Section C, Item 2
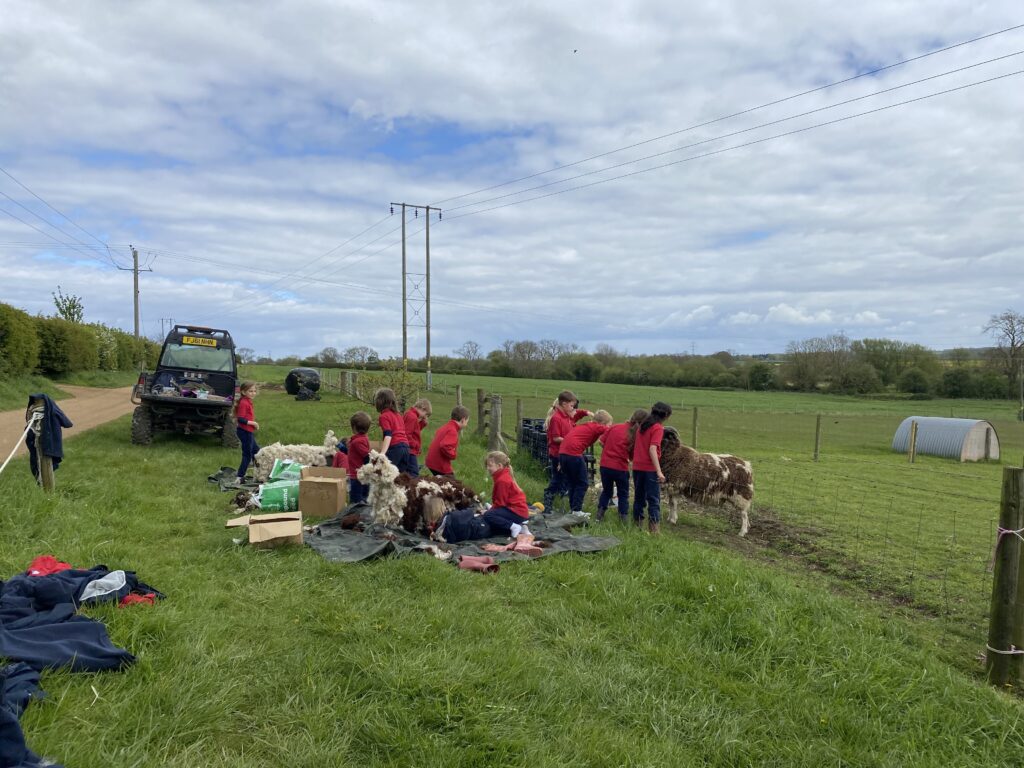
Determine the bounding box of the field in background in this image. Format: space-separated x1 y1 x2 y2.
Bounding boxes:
3 375 1024 764
243 364 1024 665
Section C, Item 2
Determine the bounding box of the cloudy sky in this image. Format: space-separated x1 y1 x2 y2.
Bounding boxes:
1 1 1022 358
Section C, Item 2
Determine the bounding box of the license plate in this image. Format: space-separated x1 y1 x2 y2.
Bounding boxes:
182 335 217 347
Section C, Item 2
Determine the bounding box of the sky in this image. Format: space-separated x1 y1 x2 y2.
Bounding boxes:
1 1 1022 359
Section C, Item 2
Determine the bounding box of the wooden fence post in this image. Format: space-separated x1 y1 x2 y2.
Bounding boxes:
352 372 360 401
987 467 1024 687
986 427 993 461
908 420 918 463
516 398 524 445
489 395 507 452
691 407 699 448
813 414 822 462
476 389 486 435
456 385 463 407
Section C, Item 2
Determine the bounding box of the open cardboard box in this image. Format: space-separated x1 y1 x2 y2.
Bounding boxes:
226 511 303 549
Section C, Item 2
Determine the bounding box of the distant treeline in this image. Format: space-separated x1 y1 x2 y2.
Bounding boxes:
255 334 1018 401
0 301 160 378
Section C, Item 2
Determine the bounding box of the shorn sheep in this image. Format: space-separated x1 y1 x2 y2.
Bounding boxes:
252 430 338 481
660 427 754 536
356 451 480 533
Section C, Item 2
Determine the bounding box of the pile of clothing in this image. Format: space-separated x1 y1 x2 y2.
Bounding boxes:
1 557 162 767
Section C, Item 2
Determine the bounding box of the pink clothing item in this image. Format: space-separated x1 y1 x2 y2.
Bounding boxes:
481 535 544 558
457 555 499 574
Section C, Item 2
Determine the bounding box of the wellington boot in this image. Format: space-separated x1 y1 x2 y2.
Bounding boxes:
648 521 661 535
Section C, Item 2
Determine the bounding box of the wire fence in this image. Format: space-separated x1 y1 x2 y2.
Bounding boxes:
317 370 1023 656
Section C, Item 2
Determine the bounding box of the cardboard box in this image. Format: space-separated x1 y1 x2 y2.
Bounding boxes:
299 475 346 519
226 511 303 549
301 466 348 481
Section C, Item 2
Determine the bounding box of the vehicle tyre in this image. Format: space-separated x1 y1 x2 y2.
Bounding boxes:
131 405 153 445
221 414 240 448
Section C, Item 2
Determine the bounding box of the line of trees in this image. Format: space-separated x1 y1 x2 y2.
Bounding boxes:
275 309 1024 401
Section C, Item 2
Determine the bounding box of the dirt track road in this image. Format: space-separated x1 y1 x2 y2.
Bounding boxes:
0 386 134 460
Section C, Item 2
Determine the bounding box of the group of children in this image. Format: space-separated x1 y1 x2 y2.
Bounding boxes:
231 382 673 538
543 389 673 534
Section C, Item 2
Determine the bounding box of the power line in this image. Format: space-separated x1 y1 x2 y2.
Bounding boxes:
444 68 1024 222
0 189 111 258
0 165 124 267
442 50 1024 215
430 22 1024 207
0 203 113 264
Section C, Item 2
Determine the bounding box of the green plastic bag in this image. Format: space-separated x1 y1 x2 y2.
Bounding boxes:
268 459 305 481
256 480 300 511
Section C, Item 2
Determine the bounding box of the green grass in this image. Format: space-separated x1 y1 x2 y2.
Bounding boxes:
54 369 140 388
0 374 67 410
3 379 1024 765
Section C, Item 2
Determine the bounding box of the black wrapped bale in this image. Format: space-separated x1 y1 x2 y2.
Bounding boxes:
285 367 321 396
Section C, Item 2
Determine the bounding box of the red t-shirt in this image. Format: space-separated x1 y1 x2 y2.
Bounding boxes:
599 422 631 471
235 396 256 433
332 451 347 469
490 466 529 519
345 433 371 480
546 408 590 457
632 423 664 472
425 419 461 475
403 408 426 455
378 409 408 446
559 421 609 456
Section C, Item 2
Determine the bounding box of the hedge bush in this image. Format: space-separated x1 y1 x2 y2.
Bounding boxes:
36 316 99 375
0 303 40 377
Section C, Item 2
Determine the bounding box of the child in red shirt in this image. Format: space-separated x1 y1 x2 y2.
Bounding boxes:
233 382 260 484
632 402 672 534
337 411 372 504
374 388 414 475
542 390 590 511
597 409 647 522
483 451 531 538
425 405 470 477
559 410 612 516
403 398 432 477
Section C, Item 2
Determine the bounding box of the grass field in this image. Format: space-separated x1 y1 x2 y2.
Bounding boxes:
3 368 1024 765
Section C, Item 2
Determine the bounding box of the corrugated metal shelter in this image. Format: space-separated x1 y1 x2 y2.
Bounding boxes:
891 417 999 462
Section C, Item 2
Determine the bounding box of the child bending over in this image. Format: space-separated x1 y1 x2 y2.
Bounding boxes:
559 409 613 516
425 405 469 477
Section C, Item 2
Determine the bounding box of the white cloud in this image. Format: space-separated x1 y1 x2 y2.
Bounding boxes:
726 311 761 325
765 303 834 326
0 1 1021 356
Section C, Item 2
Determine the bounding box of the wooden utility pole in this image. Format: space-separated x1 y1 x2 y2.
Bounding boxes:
425 208 431 390
390 203 441 383
132 245 140 340
400 205 407 369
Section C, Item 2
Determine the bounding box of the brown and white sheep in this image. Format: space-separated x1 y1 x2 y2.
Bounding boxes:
660 427 754 536
356 451 481 533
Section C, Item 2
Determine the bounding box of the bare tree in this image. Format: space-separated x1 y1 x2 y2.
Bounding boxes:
236 347 256 364
984 310 1024 396
455 340 482 362
342 346 379 368
318 346 340 364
